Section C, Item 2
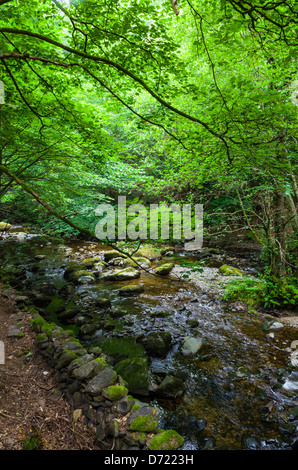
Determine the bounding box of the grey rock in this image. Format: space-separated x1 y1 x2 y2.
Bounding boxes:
72 358 106 381
85 368 117 396
137 331 172 357
99 267 140 281
181 337 203 356
155 375 185 398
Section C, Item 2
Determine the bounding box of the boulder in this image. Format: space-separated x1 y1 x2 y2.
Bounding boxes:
57 307 80 322
218 265 244 276
128 406 160 433
0 222 11 231
119 284 144 296
155 263 174 276
72 358 107 381
58 283 75 298
99 267 141 281
123 257 151 269
155 375 185 398
64 265 95 284
95 297 111 308
103 250 126 262
114 357 149 396
181 337 203 356
148 430 184 450
85 368 117 396
31 292 52 308
137 331 172 357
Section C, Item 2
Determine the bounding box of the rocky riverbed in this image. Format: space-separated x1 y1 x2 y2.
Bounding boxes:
1 226 298 450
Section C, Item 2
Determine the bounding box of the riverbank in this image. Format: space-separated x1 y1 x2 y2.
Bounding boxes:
0 228 298 450
0 288 98 450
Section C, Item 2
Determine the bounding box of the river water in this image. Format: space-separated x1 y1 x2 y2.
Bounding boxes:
1 228 298 450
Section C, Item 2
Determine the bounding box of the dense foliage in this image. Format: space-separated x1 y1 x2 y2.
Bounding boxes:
0 0 297 304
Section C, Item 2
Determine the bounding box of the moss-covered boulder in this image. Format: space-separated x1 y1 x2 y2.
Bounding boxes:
58 283 75 299
95 297 111 308
96 337 145 362
85 368 117 396
136 331 172 357
57 307 80 322
118 284 144 296
72 357 108 381
148 430 184 450
104 250 127 262
0 221 11 231
155 263 174 276
64 265 95 284
99 267 141 281
123 257 151 269
128 404 161 432
155 375 185 398
102 385 129 401
129 415 159 433
114 357 149 396
82 257 102 268
219 265 244 276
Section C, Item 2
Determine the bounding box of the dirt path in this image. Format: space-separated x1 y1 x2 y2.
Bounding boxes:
0 287 97 450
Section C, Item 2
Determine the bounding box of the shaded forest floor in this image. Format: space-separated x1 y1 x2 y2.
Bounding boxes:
0 289 97 450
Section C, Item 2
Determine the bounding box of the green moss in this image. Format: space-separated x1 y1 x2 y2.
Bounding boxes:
223 276 266 307
102 385 128 400
132 404 141 412
129 416 158 432
82 257 101 267
22 429 43 450
148 430 184 450
31 315 56 337
57 349 83 369
219 265 244 276
36 333 47 343
95 357 108 369
114 357 149 396
95 337 145 360
131 431 147 441
155 263 174 275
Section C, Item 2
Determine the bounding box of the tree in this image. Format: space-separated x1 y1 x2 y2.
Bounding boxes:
0 0 297 281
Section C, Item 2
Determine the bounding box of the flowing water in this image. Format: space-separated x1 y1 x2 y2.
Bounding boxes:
1 228 298 450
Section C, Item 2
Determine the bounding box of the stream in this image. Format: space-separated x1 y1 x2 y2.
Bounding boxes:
1 227 298 450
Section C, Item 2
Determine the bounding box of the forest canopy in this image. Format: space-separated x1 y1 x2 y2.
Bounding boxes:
0 0 297 293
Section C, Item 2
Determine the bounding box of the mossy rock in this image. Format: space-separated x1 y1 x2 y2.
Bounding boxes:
57 307 80 322
129 415 159 433
0 222 11 231
219 265 244 276
72 357 108 380
114 357 149 396
149 310 172 318
118 284 144 296
99 267 140 281
102 385 128 401
104 250 127 261
155 375 185 398
123 257 151 269
82 257 101 268
148 430 184 450
57 349 85 370
97 337 145 361
137 331 172 357
64 265 95 284
95 297 111 308
155 263 175 276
